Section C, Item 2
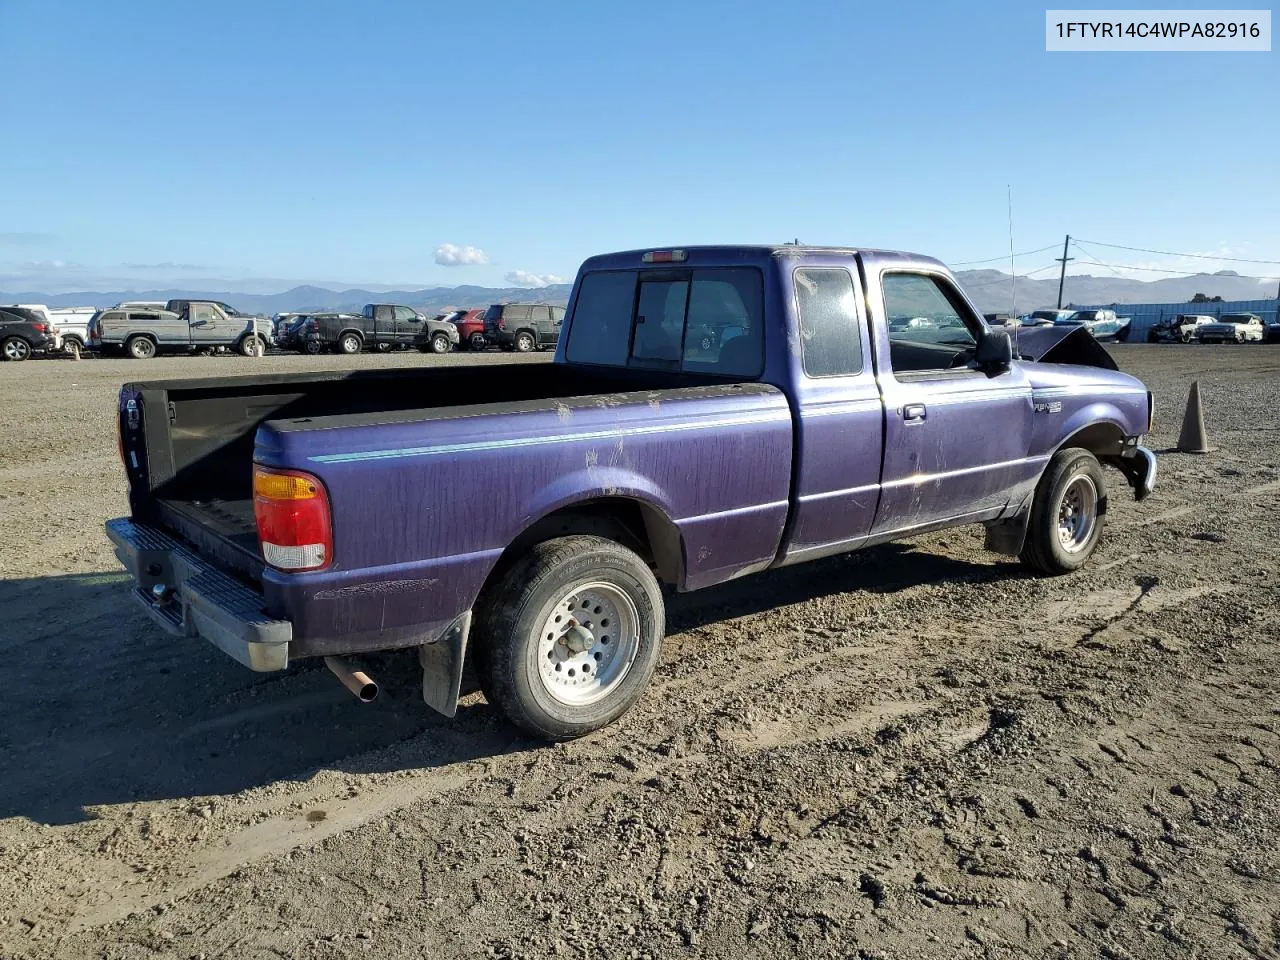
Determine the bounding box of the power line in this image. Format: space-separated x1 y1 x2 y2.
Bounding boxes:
1070 247 1280 282
961 262 1060 289
1073 237 1280 266
951 243 1059 266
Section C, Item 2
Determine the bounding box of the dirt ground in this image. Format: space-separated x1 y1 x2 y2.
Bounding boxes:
1 344 1278 960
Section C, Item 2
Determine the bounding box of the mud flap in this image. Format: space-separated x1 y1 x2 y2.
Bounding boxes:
419 612 472 718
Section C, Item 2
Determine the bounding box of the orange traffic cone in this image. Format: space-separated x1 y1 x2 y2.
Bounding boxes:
1176 381 1212 454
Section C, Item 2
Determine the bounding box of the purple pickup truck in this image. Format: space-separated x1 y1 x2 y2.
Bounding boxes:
106 245 1156 739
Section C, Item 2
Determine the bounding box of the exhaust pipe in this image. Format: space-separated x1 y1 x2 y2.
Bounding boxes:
325 656 378 702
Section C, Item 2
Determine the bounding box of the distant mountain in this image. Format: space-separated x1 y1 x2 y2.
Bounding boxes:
2 271 1274 316
0 283 573 315
956 268 1277 314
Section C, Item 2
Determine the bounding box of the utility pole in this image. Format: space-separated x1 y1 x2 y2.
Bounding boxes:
1056 234 1073 309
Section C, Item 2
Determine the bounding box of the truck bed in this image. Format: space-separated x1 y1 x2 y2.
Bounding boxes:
123 361 772 580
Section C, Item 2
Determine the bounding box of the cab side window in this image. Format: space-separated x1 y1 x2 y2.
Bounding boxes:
793 267 862 377
881 273 981 375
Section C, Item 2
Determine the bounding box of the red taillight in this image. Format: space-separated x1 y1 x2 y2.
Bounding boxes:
33 322 48 332
641 249 687 263
253 466 333 571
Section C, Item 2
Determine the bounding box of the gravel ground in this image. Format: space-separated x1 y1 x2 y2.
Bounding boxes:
1 344 1278 960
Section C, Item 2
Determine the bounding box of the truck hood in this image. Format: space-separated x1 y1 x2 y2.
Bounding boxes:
1014 324 1117 370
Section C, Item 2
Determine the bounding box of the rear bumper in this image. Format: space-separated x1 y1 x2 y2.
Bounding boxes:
105 517 291 671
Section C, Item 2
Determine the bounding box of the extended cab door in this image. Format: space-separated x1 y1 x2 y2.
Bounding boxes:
863 264 1037 534
187 303 222 344
775 260 885 565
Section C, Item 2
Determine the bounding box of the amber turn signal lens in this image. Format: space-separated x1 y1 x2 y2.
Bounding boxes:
253 469 319 501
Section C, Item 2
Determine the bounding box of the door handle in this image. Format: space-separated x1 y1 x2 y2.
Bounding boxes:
903 403 927 423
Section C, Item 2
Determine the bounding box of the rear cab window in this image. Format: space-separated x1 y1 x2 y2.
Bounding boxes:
565 267 764 377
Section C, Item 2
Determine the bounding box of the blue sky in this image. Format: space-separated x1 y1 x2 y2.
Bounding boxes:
1 0 1277 293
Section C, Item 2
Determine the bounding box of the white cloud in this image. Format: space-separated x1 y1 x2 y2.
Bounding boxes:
434 243 489 267
505 270 566 288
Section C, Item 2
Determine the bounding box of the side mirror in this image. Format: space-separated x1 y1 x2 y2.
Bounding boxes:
975 327 1013 373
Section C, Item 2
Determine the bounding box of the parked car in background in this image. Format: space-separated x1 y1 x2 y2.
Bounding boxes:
309 304 457 354
1026 309 1074 326
3 304 101 357
89 300 271 358
114 300 169 310
274 314 317 352
483 303 565 351
1056 309 1130 342
104 243 1157 740
445 308 488 350
271 313 304 345
1147 314 1212 343
983 313 1020 328
412 314 463 354
49 306 99 357
1196 313 1265 344
0 308 59 361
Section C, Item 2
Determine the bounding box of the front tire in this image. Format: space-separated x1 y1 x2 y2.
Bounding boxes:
476 535 665 740
1 336 31 361
1020 449 1107 575
64 338 82 360
239 334 265 357
431 333 451 354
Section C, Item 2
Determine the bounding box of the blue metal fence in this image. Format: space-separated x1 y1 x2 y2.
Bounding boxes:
1068 298 1279 339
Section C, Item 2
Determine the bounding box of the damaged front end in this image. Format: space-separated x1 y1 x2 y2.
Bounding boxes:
1014 325 1118 370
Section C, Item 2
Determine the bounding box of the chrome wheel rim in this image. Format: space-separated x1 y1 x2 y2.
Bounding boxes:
433 336 448 353
537 582 639 706
4 339 28 360
1057 475 1098 553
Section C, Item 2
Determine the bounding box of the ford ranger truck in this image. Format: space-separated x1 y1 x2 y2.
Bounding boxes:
106 245 1157 740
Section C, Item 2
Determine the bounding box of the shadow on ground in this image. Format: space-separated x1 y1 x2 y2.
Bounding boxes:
0 540 1016 825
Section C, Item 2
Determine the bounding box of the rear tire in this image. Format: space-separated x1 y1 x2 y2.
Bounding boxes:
514 331 535 352
126 335 156 360
338 332 362 354
303 339 324 355
475 535 664 740
468 332 486 351
1 336 31 361
1020 449 1107 575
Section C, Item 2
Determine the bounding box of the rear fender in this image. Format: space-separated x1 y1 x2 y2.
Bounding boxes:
511 467 683 580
